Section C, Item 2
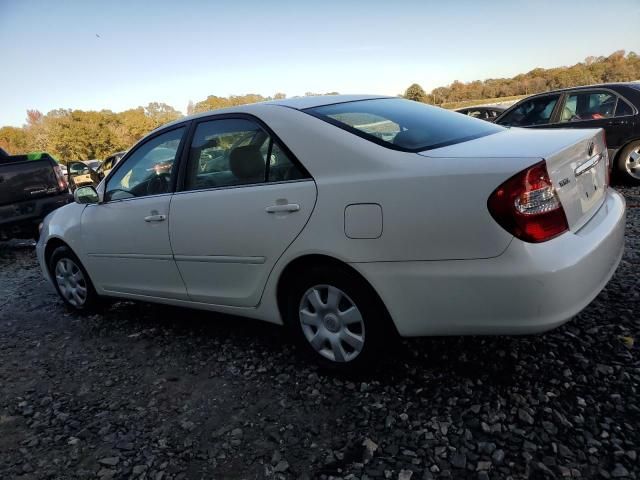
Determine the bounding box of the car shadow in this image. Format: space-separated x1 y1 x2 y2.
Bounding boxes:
95 298 524 385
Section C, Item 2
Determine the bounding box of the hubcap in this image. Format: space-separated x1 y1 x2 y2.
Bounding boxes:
299 285 365 363
54 258 87 307
625 148 640 180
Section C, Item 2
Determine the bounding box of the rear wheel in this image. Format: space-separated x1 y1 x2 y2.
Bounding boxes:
284 264 391 372
615 141 640 184
49 246 101 312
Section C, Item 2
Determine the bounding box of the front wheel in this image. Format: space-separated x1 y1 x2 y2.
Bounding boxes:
49 246 101 312
284 265 391 372
615 141 640 184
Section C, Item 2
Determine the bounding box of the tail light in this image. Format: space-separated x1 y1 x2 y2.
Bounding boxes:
488 161 568 243
53 164 68 191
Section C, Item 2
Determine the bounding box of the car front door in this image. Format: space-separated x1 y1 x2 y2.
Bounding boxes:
168 116 317 307
552 89 636 152
495 94 562 129
81 125 189 300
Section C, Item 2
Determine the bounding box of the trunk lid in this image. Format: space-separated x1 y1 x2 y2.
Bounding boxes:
420 127 608 232
544 130 608 232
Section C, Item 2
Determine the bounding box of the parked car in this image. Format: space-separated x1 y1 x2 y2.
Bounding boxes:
67 161 101 191
455 105 506 122
495 82 640 183
96 151 126 180
85 159 102 171
0 152 71 240
37 95 624 371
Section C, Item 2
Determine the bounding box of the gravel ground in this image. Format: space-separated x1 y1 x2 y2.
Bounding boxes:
0 186 638 480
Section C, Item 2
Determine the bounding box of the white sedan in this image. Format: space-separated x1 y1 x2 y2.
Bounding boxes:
36 95 625 371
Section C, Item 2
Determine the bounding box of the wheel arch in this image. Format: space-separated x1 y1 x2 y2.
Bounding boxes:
275 253 399 336
613 137 640 160
44 237 80 276
613 137 640 181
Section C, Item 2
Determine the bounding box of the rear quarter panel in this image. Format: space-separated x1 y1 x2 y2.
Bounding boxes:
251 105 534 262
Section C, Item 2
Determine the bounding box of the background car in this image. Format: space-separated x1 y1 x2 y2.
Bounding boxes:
455 105 506 122
0 151 70 240
37 96 624 371
96 151 126 179
85 159 102 171
495 82 640 183
67 161 101 191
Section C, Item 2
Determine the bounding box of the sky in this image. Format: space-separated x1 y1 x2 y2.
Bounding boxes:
1 0 639 127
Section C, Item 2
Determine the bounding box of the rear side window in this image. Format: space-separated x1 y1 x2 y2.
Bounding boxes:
184 118 308 191
558 91 617 123
615 98 634 117
305 98 502 152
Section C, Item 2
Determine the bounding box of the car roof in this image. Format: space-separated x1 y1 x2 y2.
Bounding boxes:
263 94 391 109
150 94 394 137
521 81 640 97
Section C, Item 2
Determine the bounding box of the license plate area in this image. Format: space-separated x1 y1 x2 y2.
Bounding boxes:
575 153 606 212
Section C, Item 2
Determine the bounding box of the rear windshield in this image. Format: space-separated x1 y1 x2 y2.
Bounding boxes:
305 98 503 152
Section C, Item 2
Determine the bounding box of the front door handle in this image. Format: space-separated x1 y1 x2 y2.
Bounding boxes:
144 214 166 222
265 203 300 213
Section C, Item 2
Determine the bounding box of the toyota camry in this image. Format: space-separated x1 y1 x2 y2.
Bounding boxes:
36 95 626 371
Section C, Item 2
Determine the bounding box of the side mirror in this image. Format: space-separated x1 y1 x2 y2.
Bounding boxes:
74 186 99 204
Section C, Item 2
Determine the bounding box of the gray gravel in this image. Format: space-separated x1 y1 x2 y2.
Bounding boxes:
0 186 638 480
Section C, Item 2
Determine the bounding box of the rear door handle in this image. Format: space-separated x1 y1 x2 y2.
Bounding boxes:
144 214 166 222
265 203 300 213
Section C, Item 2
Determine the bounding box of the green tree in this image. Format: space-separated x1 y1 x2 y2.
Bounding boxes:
404 83 428 103
0 126 29 154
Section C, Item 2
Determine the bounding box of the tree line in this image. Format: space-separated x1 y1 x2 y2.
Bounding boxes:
0 103 183 162
403 50 640 105
1 50 638 162
0 93 339 163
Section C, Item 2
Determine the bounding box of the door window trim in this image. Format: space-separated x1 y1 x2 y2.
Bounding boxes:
175 112 313 194
102 122 191 204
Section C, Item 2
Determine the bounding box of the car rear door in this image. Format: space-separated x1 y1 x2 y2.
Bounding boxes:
168 115 316 307
548 89 635 151
81 125 189 300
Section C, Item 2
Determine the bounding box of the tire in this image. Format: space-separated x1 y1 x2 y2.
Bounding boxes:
615 140 640 184
283 264 392 372
48 246 101 313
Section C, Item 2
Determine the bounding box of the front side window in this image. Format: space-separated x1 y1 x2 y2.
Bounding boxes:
105 127 185 201
559 91 617 123
184 118 307 191
497 95 560 127
306 98 502 151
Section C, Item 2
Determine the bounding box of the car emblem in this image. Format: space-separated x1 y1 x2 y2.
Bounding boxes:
587 142 594 157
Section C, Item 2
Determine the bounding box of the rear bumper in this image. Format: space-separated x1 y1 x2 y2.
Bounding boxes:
0 193 72 239
352 189 626 337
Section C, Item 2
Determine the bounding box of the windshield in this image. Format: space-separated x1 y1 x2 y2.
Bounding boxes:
305 98 503 151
